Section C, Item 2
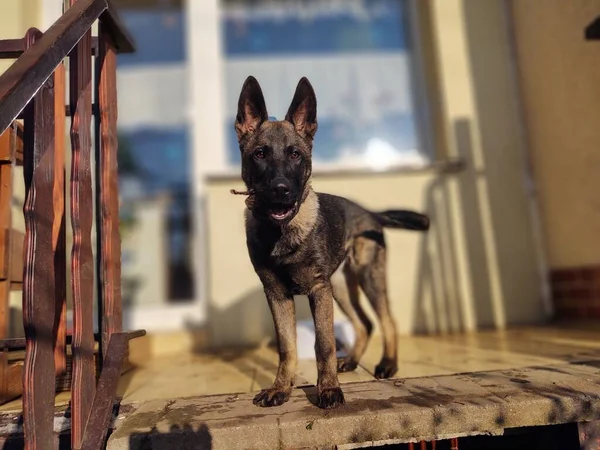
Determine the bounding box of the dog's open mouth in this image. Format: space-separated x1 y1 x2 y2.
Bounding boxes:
269 205 296 222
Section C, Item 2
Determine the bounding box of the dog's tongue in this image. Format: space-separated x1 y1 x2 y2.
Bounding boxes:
271 207 293 220
272 208 288 218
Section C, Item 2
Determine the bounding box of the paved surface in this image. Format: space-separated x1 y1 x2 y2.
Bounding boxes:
3 323 598 413
108 357 600 449
3 323 600 447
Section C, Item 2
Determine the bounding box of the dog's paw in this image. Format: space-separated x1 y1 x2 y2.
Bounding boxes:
317 387 345 409
337 357 358 373
374 358 398 379
253 388 291 407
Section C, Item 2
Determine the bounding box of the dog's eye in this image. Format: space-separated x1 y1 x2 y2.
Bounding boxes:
290 150 301 160
254 149 265 159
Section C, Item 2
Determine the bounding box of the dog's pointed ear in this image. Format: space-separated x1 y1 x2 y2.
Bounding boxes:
285 77 317 139
235 76 268 140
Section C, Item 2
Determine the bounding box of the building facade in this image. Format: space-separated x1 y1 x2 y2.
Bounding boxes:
2 0 599 348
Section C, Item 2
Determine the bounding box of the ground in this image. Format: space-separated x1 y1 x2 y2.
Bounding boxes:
3 321 600 449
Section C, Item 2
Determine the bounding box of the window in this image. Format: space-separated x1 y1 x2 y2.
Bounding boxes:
221 0 427 171
116 4 195 305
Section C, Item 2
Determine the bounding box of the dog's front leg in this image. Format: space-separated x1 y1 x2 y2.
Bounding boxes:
309 283 345 409
253 284 297 407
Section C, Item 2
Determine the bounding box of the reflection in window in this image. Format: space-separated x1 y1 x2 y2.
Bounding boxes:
115 5 194 305
221 0 426 171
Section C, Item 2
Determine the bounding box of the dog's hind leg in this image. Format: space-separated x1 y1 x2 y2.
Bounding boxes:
331 261 373 373
354 238 399 379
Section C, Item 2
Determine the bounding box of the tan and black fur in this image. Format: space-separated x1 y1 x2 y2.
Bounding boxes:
235 76 430 409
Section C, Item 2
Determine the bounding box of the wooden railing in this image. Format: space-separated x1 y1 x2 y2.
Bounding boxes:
0 1 144 449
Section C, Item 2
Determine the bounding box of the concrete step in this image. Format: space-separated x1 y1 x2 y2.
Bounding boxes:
108 358 600 450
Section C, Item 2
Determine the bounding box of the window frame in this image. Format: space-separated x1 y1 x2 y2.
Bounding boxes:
209 0 436 178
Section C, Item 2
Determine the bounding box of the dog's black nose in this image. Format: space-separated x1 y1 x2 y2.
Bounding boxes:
270 179 291 198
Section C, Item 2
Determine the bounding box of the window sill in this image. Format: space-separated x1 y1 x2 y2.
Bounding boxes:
203 158 466 183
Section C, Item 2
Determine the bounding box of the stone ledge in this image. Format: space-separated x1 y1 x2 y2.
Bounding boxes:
108 359 600 450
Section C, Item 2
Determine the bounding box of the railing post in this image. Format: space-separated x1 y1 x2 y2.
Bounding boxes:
22 74 57 450
0 123 14 405
69 25 95 449
96 23 123 362
53 62 67 378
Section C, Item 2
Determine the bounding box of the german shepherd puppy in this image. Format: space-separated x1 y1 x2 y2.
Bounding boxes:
235 76 430 409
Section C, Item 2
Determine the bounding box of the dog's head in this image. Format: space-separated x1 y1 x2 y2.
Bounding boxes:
235 76 317 225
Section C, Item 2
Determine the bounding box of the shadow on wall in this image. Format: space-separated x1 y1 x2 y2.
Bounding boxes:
412 119 499 334
413 118 543 334
459 0 546 325
412 0 547 333
198 287 315 351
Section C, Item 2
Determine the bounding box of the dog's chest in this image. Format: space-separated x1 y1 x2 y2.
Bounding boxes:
270 239 326 293
270 233 303 263
279 261 323 295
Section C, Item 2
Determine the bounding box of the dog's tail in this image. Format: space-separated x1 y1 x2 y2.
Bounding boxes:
373 210 430 231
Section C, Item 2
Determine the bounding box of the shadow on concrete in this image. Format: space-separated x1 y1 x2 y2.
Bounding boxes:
0 433 71 450
128 423 212 450
119 383 584 449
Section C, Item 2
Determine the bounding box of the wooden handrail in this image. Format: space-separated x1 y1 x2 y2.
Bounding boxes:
0 37 122 59
0 0 135 135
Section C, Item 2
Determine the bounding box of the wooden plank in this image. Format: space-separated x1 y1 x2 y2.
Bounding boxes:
0 360 23 405
0 228 24 282
0 123 16 163
53 63 67 377
0 37 26 59
0 324 8 405
69 28 95 450
80 332 128 450
0 122 24 166
9 231 23 283
96 28 122 361
0 145 11 406
0 161 12 237
0 329 145 352
22 76 57 450
12 122 24 166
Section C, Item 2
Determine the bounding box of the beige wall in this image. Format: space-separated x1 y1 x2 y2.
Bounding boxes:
0 0 42 33
0 0 42 73
510 0 600 269
204 0 547 349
